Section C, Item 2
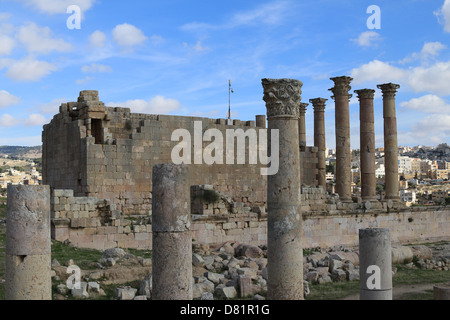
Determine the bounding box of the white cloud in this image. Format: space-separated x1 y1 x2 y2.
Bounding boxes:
18 0 95 15
24 113 47 126
36 98 67 114
0 114 19 127
401 41 446 64
400 95 450 113
108 96 181 114
407 114 450 145
76 76 93 85
435 0 450 32
89 30 107 48
230 1 290 26
0 13 12 21
112 23 147 49
350 60 408 85
408 61 450 95
81 63 112 73
0 90 21 108
352 31 382 47
181 1 290 33
0 34 15 55
351 58 450 96
16 22 72 55
183 41 209 52
5 57 57 82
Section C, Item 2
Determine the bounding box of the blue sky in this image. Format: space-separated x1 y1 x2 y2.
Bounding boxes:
0 0 449 148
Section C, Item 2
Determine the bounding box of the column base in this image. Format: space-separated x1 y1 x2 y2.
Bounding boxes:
340 198 353 203
362 197 378 202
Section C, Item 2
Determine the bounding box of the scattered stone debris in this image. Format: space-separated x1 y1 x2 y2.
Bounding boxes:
50 241 450 300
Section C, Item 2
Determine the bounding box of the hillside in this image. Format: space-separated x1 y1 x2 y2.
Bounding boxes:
0 146 42 159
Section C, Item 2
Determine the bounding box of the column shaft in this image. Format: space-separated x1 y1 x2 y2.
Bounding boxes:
330 76 353 202
256 115 266 128
359 228 392 300
355 89 377 201
152 163 192 300
378 83 400 201
310 98 327 190
6 185 51 300
262 78 303 300
298 103 308 149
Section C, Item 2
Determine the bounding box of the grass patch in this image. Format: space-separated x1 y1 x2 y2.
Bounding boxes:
393 265 450 286
396 290 434 300
306 280 360 300
51 240 103 270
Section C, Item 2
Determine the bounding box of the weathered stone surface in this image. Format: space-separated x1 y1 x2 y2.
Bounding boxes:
72 282 89 299
215 286 237 299
116 286 137 300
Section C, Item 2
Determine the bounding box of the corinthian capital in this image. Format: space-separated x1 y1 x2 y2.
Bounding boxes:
377 83 400 98
355 89 375 100
309 98 327 112
299 103 308 115
329 76 353 99
262 78 303 119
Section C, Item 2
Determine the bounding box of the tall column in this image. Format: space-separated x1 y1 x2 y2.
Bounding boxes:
310 98 327 190
298 103 308 149
377 83 400 201
355 89 377 202
6 185 51 300
152 163 192 300
359 228 393 300
329 76 353 202
262 78 303 300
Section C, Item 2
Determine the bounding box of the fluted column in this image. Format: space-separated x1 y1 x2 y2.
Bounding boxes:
329 76 353 202
310 98 327 190
355 89 377 202
377 83 400 201
262 78 303 300
298 103 308 150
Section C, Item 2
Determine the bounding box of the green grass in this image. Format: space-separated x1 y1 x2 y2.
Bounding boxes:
396 290 434 300
393 265 450 287
51 240 103 270
307 280 360 300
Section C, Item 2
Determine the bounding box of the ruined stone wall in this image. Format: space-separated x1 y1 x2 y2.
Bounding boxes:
42 91 266 216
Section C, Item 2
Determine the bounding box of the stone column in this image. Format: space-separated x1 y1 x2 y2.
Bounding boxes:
310 98 327 190
329 76 353 202
6 185 51 300
152 163 192 300
377 83 400 201
359 228 392 300
262 78 303 300
434 283 450 300
355 89 377 202
298 103 308 150
256 115 266 128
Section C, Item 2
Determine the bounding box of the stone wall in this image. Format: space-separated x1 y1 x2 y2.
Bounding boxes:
51 186 450 251
43 91 266 216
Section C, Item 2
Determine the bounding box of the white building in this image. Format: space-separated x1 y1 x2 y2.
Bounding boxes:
398 156 413 174
375 163 385 178
400 189 417 204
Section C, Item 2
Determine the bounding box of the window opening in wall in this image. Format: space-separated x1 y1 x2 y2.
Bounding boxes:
91 119 103 144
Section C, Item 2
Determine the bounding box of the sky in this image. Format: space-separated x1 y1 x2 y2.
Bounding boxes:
0 0 449 149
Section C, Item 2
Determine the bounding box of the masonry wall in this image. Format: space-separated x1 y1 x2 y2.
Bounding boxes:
43 91 267 216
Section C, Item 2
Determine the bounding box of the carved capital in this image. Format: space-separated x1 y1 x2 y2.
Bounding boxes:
262 78 303 119
377 83 400 98
355 89 375 100
329 76 353 99
310 98 327 112
299 103 308 115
